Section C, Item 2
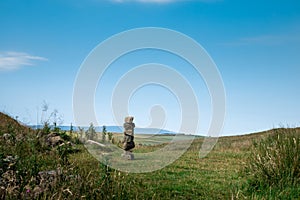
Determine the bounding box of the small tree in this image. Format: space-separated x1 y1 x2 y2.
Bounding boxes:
102 126 107 142
70 123 73 134
86 123 96 140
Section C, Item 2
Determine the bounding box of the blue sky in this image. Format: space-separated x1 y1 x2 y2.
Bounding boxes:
0 0 300 136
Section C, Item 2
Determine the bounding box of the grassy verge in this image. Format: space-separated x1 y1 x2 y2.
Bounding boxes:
242 128 300 199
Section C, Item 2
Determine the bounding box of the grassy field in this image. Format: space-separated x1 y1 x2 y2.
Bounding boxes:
0 112 299 199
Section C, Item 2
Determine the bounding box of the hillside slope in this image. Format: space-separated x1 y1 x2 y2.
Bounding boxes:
0 112 30 135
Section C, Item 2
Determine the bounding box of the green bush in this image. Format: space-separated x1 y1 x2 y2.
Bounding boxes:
59 131 71 141
245 128 300 197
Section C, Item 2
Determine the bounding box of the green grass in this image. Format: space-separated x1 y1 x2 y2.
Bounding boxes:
113 133 192 146
1 113 300 199
77 136 250 199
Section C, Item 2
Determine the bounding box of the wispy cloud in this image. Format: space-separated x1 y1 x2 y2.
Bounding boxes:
0 51 48 71
110 0 217 4
220 34 300 46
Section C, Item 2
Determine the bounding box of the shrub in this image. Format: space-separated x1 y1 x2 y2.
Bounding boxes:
59 131 71 141
57 143 71 164
245 128 300 193
107 132 113 141
86 123 96 140
102 126 107 142
41 122 51 136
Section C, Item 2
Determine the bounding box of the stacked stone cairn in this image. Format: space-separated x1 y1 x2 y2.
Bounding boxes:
121 116 135 160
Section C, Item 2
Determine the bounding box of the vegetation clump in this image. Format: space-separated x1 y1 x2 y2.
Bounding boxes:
0 112 79 198
244 128 300 198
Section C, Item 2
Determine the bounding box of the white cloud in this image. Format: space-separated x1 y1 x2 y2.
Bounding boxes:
0 51 48 71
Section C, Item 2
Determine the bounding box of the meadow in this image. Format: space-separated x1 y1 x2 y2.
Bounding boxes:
0 112 299 199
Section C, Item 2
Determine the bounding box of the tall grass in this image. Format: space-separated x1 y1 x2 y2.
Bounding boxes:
245 128 300 198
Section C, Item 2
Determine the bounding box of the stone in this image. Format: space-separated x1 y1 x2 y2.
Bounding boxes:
38 169 61 189
3 133 12 140
121 151 134 160
46 135 63 147
122 116 135 152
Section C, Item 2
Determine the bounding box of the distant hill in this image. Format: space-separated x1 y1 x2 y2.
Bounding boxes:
29 125 176 135
2 112 299 138
26 124 300 137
